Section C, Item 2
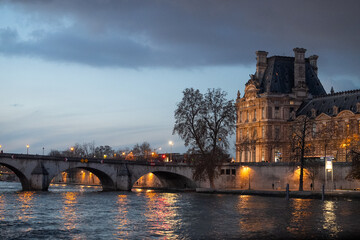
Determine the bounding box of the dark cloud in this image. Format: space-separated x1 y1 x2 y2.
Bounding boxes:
1 0 360 76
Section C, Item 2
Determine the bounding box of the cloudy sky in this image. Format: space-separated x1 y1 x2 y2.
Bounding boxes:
0 0 359 155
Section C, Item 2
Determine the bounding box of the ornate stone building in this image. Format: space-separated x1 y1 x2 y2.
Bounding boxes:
235 48 360 162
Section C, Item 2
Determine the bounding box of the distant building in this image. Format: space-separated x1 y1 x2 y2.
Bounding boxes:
235 48 360 162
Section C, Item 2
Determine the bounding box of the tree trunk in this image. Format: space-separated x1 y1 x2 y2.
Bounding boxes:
299 156 304 191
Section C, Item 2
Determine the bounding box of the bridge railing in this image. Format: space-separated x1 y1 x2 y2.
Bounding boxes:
0 153 190 166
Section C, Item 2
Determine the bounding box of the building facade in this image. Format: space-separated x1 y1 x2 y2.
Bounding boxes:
235 48 360 162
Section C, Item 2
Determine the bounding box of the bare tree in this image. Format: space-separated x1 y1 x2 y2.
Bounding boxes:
173 88 235 188
289 115 313 191
132 142 152 160
316 119 337 160
305 158 322 190
95 145 114 158
346 134 360 180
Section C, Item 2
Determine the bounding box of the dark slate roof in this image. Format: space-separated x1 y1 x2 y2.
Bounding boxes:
258 56 326 96
297 89 360 117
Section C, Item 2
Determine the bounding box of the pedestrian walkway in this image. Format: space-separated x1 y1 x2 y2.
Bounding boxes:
196 188 360 200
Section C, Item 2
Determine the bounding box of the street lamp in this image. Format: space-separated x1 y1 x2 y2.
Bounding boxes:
169 141 173 162
70 147 74 156
26 144 30 155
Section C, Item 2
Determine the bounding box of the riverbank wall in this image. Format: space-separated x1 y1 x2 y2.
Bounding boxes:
135 162 360 191
214 162 360 191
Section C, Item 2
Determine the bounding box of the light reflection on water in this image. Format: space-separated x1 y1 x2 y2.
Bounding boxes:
16 191 34 222
237 195 277 234
287 198 312 237
0 182 360 239
322 201 341 238
144 192 180 238
115 194 129 237
60 192 79 231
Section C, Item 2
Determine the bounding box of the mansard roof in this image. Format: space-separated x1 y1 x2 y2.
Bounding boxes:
258 56 326 96
297 89 360 117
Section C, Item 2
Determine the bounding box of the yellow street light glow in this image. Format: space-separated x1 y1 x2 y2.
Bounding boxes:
26 144 30 148
70 147 74 151
169 141 173 146
104 154 107 159
122 152 126 155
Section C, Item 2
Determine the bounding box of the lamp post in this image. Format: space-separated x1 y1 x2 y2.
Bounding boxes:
70 147 74 156
43 147 45 155
169 141 173 162
0 145 2 153
26 144 30 155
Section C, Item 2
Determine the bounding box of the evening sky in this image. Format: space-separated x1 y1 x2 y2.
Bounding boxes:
0 0 359 156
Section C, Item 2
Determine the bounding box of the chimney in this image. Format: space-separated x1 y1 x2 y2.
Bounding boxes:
309 55 319 75
293 47 306 88
255 51 268 80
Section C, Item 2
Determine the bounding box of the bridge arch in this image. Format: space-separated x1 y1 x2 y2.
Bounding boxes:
0 162 31 190
49 167 115 191
133 170 197 190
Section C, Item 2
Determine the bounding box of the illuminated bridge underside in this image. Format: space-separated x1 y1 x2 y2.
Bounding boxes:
0 154 199 191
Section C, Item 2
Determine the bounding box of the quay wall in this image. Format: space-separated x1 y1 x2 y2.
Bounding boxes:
214 162 360 191
135 162 360 191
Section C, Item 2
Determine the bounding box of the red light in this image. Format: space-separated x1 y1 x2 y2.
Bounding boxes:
162 154 166 159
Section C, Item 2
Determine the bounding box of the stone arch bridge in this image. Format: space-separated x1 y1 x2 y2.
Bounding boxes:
0 153 200 191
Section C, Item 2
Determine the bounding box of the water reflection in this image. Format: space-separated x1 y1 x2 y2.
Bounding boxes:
60 192 79 231
322 201 341 237
0 195 4 221
16 192 34 221
115 194 129 237
287 199 312 238
144 192 180 238
237 195 276 233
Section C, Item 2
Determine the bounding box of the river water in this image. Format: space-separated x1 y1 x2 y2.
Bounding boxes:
0 182 359 239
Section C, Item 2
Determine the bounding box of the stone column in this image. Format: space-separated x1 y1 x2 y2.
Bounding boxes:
115 164 132 191
30 162 50 191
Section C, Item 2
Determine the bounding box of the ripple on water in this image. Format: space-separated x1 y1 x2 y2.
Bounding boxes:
1 182 360 239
